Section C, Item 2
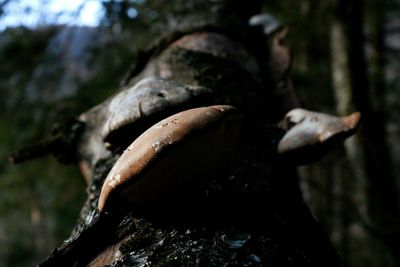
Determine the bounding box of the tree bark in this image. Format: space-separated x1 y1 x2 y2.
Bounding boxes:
331 0 400 264
39 2 341 266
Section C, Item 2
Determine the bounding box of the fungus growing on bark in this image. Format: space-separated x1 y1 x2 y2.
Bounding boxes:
98 105 242 214
75 77 212 183
102 77 211 144
249 13 282 35
277 108 361 164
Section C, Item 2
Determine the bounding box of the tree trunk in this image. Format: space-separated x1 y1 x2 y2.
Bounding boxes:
329 0 400 265
38 1 342 266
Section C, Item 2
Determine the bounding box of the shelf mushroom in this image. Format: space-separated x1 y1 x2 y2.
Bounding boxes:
98 105 242 214
76 77 211 183
277 108 361 165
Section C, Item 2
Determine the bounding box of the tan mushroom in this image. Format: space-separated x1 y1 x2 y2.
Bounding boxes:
98 105 242 214
277 108 361 164
75 77 211 183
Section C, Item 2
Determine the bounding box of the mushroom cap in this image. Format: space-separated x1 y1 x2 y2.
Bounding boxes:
102 76 211 143
277 108 361 164
98 105 242 214
75 77 211 183
249 13 282 35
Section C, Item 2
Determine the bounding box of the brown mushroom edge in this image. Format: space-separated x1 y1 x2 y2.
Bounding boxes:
98 105 242 215
277 108 361 165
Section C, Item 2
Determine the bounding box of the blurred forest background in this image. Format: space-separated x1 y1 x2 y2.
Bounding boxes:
0 0 399 266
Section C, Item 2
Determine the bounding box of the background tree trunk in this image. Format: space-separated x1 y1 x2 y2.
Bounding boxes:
283 0 400 265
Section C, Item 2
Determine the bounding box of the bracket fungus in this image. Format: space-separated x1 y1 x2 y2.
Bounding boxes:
277 108 361 165
76 77 212 183
102 77 212 144
249 13 282 35
98 105 242 214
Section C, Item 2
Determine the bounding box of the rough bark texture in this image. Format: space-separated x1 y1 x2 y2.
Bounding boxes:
39 2 341 266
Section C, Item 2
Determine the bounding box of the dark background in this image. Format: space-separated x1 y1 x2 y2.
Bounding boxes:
0 0 399 266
